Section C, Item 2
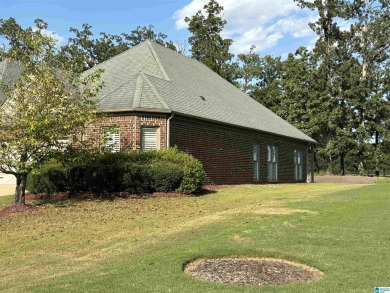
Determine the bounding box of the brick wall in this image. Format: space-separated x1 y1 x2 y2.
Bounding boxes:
170 116 308 184
85 113 168 151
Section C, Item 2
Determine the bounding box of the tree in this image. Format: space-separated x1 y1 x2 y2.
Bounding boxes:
185 0 237 82
122 25 177 50
57 24 177 73
346 0 390 174
0 19 102 205
56 23 127 73
237 45 262 94
293 0 356 174
250 55 283 114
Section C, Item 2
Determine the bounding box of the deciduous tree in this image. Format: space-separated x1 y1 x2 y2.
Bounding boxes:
0 20 102 205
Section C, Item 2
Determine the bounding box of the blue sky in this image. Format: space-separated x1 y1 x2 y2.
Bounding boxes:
0 0 318 57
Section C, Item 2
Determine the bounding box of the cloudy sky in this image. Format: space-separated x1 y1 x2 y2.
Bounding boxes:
0 0 318 57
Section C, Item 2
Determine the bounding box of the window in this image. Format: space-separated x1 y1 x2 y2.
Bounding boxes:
294 150 303 181
102 128 120 153
267 145 278 182
56 137 68 151
253 144 260 182
141 127 159 150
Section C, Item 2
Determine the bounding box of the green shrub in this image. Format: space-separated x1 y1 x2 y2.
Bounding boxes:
150 162 184 192
28 147 206 195
46 167 68 192
156 148 206 194
27 170 56 194
27 161 61 194
123 163 153 194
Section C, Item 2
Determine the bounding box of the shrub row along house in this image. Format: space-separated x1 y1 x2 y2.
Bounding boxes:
1 41 316 185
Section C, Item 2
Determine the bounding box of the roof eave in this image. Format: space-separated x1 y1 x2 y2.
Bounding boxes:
99 107 172 114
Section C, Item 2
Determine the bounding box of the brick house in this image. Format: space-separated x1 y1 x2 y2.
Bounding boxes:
1 42 316 185
83 41 316 184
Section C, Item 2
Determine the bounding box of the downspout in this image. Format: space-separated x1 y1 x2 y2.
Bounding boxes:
166 113 174 148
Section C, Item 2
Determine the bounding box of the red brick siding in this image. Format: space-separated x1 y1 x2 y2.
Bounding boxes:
85 113 168 151
170 116 308 185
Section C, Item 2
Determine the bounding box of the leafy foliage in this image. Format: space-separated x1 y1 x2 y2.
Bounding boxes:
28 148 205 195
57 24 177 73
0 18 103 205
185 0 238 83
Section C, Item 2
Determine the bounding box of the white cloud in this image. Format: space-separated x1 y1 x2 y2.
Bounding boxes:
173 0 317 54
33 27 65 47
42 29 65 46
231 27 283 53
267 14 316 38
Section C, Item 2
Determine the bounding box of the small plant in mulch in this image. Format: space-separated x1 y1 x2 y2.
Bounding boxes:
184 257 323 286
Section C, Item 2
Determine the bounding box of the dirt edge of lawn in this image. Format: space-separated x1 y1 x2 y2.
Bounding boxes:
315 175 376 184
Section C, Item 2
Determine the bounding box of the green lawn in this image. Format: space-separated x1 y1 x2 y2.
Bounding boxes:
1 181 389 292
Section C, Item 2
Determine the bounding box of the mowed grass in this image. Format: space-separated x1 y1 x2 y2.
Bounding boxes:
1 181 390 292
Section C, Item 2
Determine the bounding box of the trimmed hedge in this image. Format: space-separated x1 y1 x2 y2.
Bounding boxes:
27 148 206 195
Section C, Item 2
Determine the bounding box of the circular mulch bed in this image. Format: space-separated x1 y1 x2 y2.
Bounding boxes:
184 258 323 286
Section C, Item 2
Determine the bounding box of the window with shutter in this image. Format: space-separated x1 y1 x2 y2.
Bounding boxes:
141 127 159 151
102 128 120 153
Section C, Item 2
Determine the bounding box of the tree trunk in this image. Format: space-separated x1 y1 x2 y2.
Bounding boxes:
14 174 27 206
340 154 345 176
375 130 380 177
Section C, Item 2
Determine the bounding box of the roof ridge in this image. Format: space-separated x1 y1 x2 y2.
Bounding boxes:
145 40 170 81
82 41 148 76
98 74 138 103
140 73 170 110
132 74 144 108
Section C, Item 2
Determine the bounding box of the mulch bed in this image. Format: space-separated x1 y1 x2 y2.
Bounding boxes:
315 175 376 184
184 258 323 286
0 204 38 219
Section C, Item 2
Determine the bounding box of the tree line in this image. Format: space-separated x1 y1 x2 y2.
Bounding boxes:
1 0 389 176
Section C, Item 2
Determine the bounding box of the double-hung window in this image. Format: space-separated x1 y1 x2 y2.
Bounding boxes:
294 150 303 181
102 127 120 153
253 144 260 182
267 145 278 182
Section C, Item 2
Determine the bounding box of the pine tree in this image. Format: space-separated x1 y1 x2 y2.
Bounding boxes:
185 0 237 82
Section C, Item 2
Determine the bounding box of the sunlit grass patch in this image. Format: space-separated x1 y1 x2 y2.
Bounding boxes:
0 182 389 292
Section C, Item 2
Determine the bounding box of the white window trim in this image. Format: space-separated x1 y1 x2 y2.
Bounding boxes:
141 127 160 151
294 150 303 181
267 145 278 182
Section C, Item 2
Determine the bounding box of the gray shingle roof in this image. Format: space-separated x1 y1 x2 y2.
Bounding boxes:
86 41 316 143
0 60 23 105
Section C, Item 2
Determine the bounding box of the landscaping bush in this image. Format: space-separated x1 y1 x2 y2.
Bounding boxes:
27 147 206 196
150 162 184 192
156 148 206 194
27 161 61 194
123 163 153 194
